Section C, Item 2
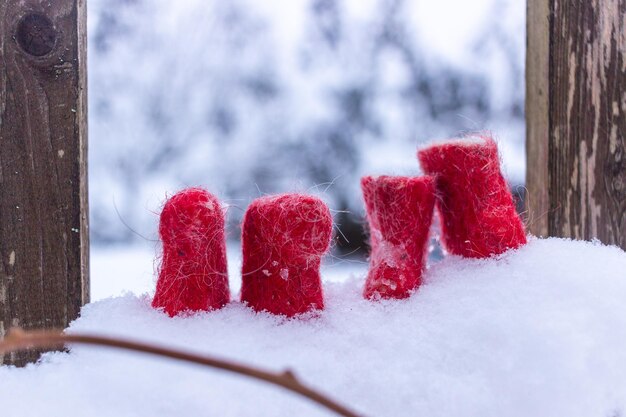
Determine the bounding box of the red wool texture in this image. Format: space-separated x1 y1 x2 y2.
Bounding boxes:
362 176 436 300
153 188 230 316
417 135 527 258
241 194 333 317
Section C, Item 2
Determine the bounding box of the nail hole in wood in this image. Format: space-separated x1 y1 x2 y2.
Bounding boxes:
16 13 56 57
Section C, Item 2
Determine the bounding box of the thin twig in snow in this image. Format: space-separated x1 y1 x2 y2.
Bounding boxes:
0 328 364 417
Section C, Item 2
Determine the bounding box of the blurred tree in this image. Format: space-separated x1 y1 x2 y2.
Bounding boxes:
88 0 525 249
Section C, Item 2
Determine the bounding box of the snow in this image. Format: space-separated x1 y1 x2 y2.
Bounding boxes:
90 245 155 301
3 238 626 417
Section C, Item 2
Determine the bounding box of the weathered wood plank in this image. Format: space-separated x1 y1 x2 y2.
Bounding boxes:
525 0 551 237
0 0 88 366
527 0 625 249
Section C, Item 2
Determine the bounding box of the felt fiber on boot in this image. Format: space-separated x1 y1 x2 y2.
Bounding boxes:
362 176 436 299
153 188 230 316
240 194 332 317
417 135 526 258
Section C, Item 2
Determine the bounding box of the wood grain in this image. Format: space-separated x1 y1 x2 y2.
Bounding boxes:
527 0 625 249
525 0 551 237
0 0 88 366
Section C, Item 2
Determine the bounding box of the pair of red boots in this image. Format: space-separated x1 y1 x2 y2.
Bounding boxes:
152 191 333 317
363 135 527 299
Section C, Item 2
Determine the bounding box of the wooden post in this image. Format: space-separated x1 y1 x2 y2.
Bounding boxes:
526 0 625 249
0 0 88 366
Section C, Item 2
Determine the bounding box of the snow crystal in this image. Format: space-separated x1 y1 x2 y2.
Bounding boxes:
1 238 625 417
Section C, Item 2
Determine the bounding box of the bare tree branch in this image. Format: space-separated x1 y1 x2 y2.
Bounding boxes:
0 328 364 417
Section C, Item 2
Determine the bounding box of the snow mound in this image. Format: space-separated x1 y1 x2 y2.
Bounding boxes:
2 238 626 417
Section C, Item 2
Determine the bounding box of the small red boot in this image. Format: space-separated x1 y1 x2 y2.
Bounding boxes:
241 194 332 317
153 188 230 316
417 135 527 258
362 176 436 299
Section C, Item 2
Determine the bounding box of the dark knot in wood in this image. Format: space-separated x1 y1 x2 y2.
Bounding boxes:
16 13 56 57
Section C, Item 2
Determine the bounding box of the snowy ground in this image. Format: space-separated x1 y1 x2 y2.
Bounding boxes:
2 238 626 417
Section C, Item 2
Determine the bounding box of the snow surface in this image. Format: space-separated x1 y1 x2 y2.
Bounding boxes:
2 238 626 417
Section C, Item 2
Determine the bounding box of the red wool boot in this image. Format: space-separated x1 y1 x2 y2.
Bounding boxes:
362 176 436 300
153 188 230 316
241 194 333 317
417 135 527 258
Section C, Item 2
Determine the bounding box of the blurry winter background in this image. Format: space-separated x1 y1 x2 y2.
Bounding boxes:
88 0 526 298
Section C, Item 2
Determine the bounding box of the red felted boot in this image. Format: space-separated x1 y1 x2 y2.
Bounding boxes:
153 188 230 316
362 176 436 299
241 194 333 317
417 135 527 258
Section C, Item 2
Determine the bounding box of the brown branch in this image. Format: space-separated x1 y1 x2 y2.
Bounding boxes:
0 328 364 417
